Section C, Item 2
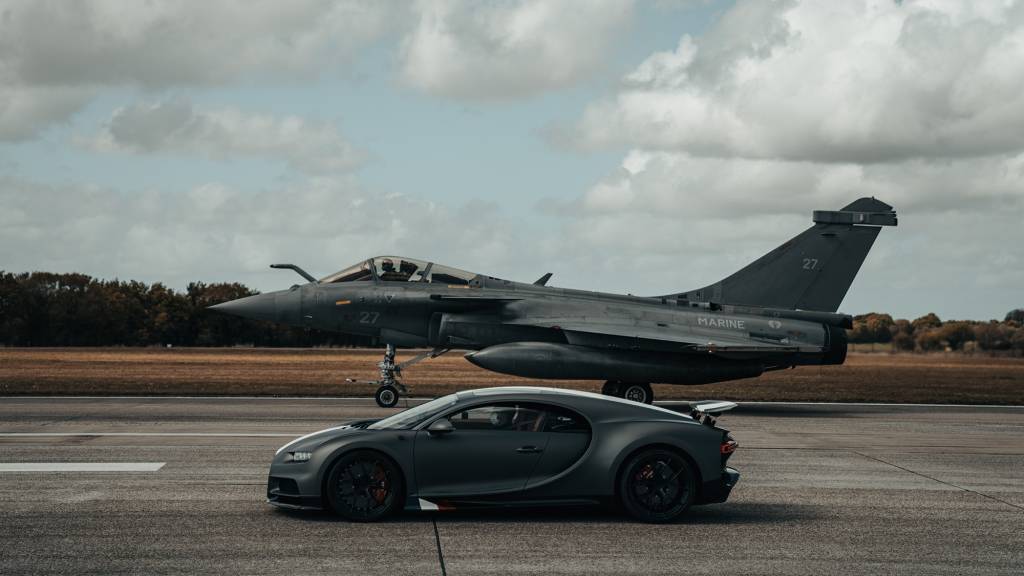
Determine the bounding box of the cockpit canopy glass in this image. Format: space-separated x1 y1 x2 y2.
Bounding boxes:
319 260 374 283
319 256 479 285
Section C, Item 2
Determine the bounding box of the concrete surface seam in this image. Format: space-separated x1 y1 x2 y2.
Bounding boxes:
855 451 1024 512
432 516 448 576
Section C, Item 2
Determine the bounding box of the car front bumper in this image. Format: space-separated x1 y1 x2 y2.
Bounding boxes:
267 475 324 510
697 467 740 504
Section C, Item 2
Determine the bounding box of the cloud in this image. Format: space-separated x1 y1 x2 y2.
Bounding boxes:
572 150 1024 219
1 0 639 139
574 0 1024 163
1 0 396 87
0 0 398 140
400 0 634 100
0 85 93 141
0 176 533 291
4 149 1022 319
549 0 1024 318
85 98 363 174
549 149 1024 317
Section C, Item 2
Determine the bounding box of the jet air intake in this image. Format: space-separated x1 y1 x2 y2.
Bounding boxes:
466 342 764 385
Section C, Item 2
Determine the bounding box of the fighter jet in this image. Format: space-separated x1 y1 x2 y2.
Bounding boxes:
211 197 896 407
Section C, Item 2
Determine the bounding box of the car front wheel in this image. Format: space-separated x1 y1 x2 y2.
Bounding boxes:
618 448 695 523
325 450 404 522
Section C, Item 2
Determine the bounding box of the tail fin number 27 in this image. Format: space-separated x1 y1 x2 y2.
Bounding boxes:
802 258 819 270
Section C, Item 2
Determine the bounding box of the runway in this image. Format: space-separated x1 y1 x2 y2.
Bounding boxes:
1 397 1022 575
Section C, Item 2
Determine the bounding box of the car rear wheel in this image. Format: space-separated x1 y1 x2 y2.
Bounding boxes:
325 450 404 522
618 448 695 523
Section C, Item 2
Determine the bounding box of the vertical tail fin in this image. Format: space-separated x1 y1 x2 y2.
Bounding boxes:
668 198 896 312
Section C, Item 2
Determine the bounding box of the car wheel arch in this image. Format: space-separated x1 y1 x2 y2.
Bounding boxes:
319 447 410 509
612 443 703 499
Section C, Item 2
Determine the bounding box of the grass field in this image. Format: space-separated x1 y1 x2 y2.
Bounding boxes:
1 347 1022 404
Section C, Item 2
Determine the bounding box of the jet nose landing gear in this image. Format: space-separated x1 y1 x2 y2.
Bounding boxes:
602 381 654 404
372 344 404 408
347 344 449 408
374 383 401 408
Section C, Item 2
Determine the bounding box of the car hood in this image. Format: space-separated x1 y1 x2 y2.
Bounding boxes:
275 419 380 455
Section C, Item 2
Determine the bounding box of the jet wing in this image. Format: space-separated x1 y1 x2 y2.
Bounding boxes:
507 318 820 356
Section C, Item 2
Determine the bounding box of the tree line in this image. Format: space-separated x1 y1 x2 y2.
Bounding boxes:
0 271 374 347
849 310 1024 353
2 270 1022 352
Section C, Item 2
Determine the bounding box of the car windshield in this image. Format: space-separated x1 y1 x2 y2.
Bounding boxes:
367 394 459 430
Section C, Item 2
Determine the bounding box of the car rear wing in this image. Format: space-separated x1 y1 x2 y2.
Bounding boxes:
689 400 738 426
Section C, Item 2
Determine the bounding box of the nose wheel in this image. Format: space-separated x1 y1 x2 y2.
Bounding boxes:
347 344 449 408
374 384 400 408
602 380 654 404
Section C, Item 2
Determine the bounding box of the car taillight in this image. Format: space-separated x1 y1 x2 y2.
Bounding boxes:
720 439 738 454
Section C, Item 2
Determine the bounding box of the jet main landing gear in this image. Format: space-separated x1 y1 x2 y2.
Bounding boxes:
347 344 449 408
602 380 654 404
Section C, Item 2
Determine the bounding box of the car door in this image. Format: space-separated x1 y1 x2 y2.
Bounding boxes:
414 402 550 497
526 404 592 487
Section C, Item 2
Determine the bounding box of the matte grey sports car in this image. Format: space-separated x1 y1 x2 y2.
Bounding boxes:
267 387 739 523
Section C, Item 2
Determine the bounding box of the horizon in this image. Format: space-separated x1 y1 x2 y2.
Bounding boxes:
3 268 1019 324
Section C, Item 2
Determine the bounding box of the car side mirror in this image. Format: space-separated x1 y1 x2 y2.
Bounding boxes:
427 418 454 436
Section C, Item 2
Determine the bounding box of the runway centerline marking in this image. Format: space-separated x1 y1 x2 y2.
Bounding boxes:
0 462 165 472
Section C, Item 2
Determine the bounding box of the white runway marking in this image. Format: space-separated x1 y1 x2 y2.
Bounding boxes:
0 462 165 472
0 432 297 437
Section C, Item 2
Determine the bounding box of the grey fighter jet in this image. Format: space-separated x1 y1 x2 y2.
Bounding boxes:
211 198 896 407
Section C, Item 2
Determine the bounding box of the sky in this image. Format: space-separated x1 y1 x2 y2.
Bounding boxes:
2 0 1023 321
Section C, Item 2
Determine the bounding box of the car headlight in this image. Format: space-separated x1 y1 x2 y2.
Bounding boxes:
286 451 313 463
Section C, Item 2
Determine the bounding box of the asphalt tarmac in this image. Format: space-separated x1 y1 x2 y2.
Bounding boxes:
1 397 1022 575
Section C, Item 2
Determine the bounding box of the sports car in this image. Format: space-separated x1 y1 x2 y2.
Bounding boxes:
267 387 739 522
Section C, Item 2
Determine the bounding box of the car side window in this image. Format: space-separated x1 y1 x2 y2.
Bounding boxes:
447 403 547 432
542 405 590 433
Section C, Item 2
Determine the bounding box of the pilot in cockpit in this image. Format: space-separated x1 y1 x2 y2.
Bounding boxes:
379 259 408 281
379 259 421 282
400 260 418 277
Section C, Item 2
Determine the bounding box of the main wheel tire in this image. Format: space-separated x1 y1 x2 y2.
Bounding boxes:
325 450 404 522
601 380 622 396
618 448 696 523
621 382 654 404
375 385 400 408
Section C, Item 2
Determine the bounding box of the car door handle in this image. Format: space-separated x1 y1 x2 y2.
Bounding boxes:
516 446 543 454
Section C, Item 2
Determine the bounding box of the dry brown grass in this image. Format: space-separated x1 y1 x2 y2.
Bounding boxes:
0 348 1021 404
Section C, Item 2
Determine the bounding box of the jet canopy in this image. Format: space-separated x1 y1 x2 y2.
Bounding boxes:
319 256 480 285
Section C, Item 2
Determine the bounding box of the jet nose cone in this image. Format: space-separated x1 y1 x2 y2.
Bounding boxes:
208 293 279 322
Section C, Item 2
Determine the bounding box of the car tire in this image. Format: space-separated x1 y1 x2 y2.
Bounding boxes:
621 383 653 404
375 385 400 408
325 450 404 522
618 448 696 523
